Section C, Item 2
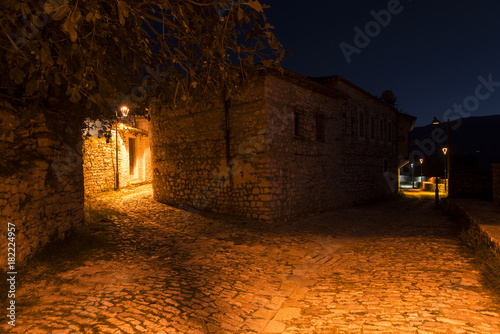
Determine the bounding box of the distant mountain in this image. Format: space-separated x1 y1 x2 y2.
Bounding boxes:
409 115 500 172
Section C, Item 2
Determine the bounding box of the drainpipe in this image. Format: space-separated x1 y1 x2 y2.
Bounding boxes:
447 120 451 195
115 117 120 191
222 85 233 189
224 98 231 169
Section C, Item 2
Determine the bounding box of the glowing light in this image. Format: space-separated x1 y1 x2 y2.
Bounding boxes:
120 106 130 117
442 147 448 155
432 117 440 127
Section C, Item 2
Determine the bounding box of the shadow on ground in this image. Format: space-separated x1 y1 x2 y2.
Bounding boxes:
3 186 499 333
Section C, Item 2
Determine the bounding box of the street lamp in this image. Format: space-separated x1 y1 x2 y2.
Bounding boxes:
115 106 130 191
431 117 440 210
446 120 451 196
411 163 414 188
442 147 448 193
419 158 423 187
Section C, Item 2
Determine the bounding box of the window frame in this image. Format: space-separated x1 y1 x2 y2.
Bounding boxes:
293 111 303 138
388 119 393 143
379 118 385 143
315 114 325 142
358 110 365 139
370 114 375 140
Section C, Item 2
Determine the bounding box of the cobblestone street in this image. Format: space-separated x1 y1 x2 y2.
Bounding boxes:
3 184 500 333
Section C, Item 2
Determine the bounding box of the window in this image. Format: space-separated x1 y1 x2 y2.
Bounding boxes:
388 120 393 142
345 113 350 135
379 118 384 142
293 112 302 137
351 114 355 136
359 111 365 137
370 114 375 140
316 114 325 142
384 118 388 142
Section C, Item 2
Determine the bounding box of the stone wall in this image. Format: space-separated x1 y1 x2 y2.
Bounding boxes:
0 103 84 270
493 164 500 205
151 76 271 220
265 75 398 221
449 170 492 200
82 123 151 197
82 136 116 195
151 71 404 222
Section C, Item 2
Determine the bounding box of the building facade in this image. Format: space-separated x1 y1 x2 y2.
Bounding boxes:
83 117 152 196
151 69 415 221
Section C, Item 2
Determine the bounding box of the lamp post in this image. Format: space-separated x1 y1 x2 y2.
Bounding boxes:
419 158 423 187
432 117 440 210
442 147 448 193
115 106 130 191
411 163 414 188
446 119 451 196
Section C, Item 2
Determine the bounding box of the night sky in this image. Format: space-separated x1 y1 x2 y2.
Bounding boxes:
265 0 500 126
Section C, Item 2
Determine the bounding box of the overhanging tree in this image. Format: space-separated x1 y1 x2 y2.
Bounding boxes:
0 0 285 122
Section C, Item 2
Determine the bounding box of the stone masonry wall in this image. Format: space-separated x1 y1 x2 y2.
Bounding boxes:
264 75 398 221
151 102 227 215
493 164 500 205
449 170 492 200
0 104 84 270
82 136 116 195
337 82 399 204
226 77 271 220
264 76 341 220
152 72 401 222
151 76 271 220
83 124 151 197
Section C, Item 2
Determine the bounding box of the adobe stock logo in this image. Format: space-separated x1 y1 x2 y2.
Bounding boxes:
383 73 500 193
339 0 410 64
410 73 499 166
442 74 500 122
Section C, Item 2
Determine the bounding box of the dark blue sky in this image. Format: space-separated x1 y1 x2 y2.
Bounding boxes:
265 0 500 126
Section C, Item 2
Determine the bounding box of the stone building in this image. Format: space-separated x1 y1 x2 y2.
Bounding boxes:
82 117 152 196
151 69 416 222
0 102 84 269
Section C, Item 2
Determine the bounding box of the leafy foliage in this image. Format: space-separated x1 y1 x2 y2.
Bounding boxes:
0 0 284 119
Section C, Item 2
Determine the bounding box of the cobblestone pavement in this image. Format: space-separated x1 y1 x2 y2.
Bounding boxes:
3 184 500 333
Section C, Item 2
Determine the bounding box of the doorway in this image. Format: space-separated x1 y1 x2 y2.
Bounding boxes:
129 137 136 178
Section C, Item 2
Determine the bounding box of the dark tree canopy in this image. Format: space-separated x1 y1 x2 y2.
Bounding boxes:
0 0 284 119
